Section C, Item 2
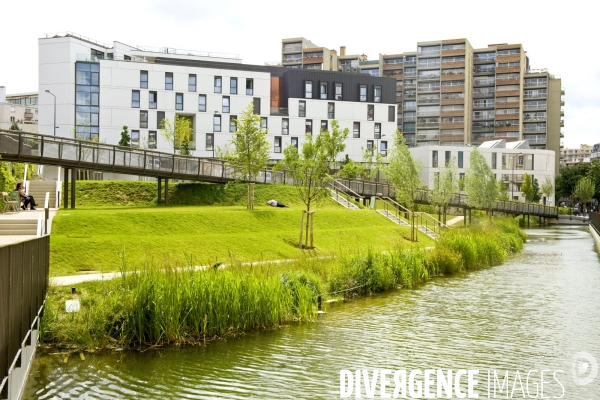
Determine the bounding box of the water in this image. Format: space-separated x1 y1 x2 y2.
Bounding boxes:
25 226 600 399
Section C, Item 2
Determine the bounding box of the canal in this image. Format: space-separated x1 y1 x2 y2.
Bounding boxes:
25 226 600 399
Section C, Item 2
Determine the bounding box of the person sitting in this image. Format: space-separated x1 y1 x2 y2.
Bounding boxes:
267 199 289 208
16 182 36 210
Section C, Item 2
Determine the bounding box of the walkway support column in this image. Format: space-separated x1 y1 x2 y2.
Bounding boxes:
63 168 69 209
71 168 77 209
464 207 467 226
165 178 169 205
158 178 162 204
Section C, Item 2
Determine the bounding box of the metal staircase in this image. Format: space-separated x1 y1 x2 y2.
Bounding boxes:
327 179 363 210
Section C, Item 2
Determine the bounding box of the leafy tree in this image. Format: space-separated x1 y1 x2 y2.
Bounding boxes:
10 121 20 131
532 178 542 203
521 173 534 202
541 176 554 205
320 120 348 172
555 164 589 200
384 130 421 212
430 156 458 223
587 158 600 199
464 147 498 220
118 126 130 147
338 159 364 179
160 115 193 155
498 179 509 201
221 102 270 210
574 177 595 216
361 146 377 179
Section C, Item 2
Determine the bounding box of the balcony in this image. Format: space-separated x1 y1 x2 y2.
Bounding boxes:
495 89 520 97
561 88 565 95
473 90 495 98
561 100 565 106
440 121 464 129
404 83 416 89
523 124 546 133
524 79 547 88
494 123 519 132
495 101 520 109
497 66 521 74
440 109 464 117
441 48 465 57
523 134 546 144
496 53 521 63
270 107 289 116
523 103 546 110
560 120 564 127
416 110 440 116
404 71 417 77
496 77 520 86
524 92 546 99
282 58 302 64
473 113 495 120
417 85 441 92
473 102 495 110
523 113 546 122
404 93 416 100
474 79 495 87
472 123 494 132
418 96 440 104
416 133 440 141
417 120 440 128
472 132 495 142
473 55 496 64
404 60 417 66
473 67 495 75
303 56 323 64
418 49 441 57
24 112 34 120
418 61 441 69
282 43 303 52
441 94 464 105
441 73 465 82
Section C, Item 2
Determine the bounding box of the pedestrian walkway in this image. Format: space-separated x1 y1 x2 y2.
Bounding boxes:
0 208 58 246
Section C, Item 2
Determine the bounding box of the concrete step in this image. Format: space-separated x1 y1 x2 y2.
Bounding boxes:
0 219 38 225
27 181 58 208
377 210 410 226
0 229 37 235
328 189 360 210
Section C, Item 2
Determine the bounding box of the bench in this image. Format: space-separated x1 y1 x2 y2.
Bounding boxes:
2 191 20 214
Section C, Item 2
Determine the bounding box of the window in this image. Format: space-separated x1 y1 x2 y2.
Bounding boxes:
223 96 230 113
375 123 381 139
282 118 289 135
175 93 183 110
321 120 328 132
253 97 261 114
328 102 335 119
458 151 464 168
305 119 312 135
149 91 157 109
214 115 221 132
157 111 165 129
432 150 438 168
75 91 99 106
206 133 214 151
131 90 140 108
388 106 395 122
360 85 367 101
291 137 298 149
215 76 222 93
445 151 451 166
305 81 313 98
140 110 148 128
274 136 282 153
299 100 306 117
367 104 374 121
189 74 196 91
374 86 382 102
246 79 253 95
10 116 15 122
230 115 237 132
353 122 360 138
76 69 99 86
380 141 388 156
230 78 237 94
148 131 157 149
198 95 206 112
320 82 328 99
261 117 267 129
165 73 173 90
335 83 343 100
367 140 374 151
131 130 140 148
492 152 497 169
140 71 148 89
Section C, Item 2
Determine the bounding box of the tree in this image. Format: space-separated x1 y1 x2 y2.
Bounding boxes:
586 158 600 199
338 159 364 179
10 121 20 131
521 173 534 202
541 176 554 205
320 120 348 172
555 164 589 200
532 178 542 203
118 126 130 147
430 156 458 224
361 146 377 179
160 115 193 155
574 177 595 216
498 179 509 201
221 102 270 210
275 121 348 248
384 130 421 212
464 147 498 220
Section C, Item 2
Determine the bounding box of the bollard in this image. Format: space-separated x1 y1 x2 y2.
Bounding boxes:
72 287 76 294
317 295 322 310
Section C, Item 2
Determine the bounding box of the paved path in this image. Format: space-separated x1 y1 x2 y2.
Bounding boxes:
446 216 464 226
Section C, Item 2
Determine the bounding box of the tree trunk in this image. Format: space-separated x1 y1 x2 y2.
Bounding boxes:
247 183 254 210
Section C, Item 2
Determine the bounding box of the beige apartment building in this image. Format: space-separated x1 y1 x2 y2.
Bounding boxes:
560 144 592 168
0 87 39 133
281 37 564 172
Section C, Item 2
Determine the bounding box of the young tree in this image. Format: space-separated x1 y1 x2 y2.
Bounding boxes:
10 121 20 131
430 156 458 224
574 177 595 216
221 102 270 210
532 178 542 203
118 126 130 147
521 173 534 202
498 179 509 201
361 146 377 179
541 176 554 205
384 130 422 212
160 115 193 155
586 158 600 199
464 147 498 220
320 120 349 172
338 159 364 179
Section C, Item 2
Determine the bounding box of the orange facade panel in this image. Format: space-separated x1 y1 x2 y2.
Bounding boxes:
495 114 519 121
441 61 465 69
441 85 464 93
495 90 520 97
496 66 520 74
440 110 465 117
441 49 466 57
442 38 467 45
494 124 519 132
495 101 520 109
440 134 465 142
496 78 520 86
303 56 323 64
441 74 465 81
497 54 521 63
270 77 281 108
440 122 465 130
441 97 465 105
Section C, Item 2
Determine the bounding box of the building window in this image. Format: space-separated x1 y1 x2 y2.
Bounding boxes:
375 123 381 139
381 141 388 156
189 74 196 92
206 133 214 152
328 102 335 119
388 106 395 122
492 152 497 169
353 122 360 138
246 78 254 95
131 130 140 148
299 100 306 117
165 73 173 90
148 131 157 149
458 151 463 168
274 136 282 153
140 110 148 128
214 115 221 132
215 76 222 93
76 68 99 86
305 81 313 98
367 104 374 121
157 111 165 129
282 118 289 135
321 120 328 132
10 116 15 122
360 85 367 101
374 85 382 102
198 95 206 112
175 93 183 110
149 91 157 109
320 82 328 99
223 96 230 113
335 83 343 100
305 119 312 135
291 137 298 149
432 150 438 168
230 77 237 94
132 90 140 108
367 140 374 151
261 117 267 129
229 115 237 132
253 97 261 115
140 71 148 89
445 151 451 166
75 91 99 106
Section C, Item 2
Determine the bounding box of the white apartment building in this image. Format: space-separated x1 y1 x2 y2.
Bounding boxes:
410 139 556 204
37 33 397 180
559 144 592 168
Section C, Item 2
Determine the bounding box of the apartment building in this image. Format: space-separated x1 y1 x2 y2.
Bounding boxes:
592 143 600 162
281 38 338 71
281 37 564 173
0 87 38 133
559 144 593 168
37 33 397 180
410 139 556 204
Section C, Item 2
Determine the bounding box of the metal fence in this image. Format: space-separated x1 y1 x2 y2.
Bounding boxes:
590 212 600 236
0 236 50 397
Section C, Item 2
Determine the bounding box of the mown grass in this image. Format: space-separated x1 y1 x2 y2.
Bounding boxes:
42 218 524 350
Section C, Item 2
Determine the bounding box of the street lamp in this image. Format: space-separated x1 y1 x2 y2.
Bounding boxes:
45 90 58 136
511 152 523 200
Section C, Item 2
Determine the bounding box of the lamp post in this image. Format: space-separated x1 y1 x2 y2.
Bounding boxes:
511 152 523 200
45 90 57 136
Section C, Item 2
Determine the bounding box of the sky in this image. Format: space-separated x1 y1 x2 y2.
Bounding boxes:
1 0 598 147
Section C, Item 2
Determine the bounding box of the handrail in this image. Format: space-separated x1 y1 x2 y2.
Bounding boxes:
330 178 364 199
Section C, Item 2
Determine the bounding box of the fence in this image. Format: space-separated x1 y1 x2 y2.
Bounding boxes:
590 212 600 236
0 236 50 399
